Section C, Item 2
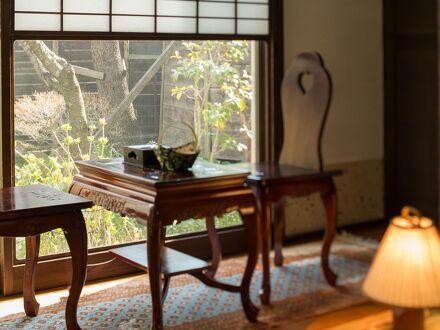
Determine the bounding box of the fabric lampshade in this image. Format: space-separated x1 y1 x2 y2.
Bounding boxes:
362 207 440 308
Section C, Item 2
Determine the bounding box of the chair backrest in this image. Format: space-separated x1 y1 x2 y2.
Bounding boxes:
279 51 332 171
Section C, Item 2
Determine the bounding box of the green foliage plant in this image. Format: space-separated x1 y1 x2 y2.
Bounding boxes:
171 41 253 162
14 96 241 259
15 115 146 258
14 40 253 258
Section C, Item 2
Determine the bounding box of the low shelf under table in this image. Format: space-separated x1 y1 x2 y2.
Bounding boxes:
110 243 210 276
110 243 210 305
69 158 259 330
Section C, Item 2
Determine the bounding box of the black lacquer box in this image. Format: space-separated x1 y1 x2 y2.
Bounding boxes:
123 144 159 168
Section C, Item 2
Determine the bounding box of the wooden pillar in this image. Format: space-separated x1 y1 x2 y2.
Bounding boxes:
384 0 440 223
1 0 13 188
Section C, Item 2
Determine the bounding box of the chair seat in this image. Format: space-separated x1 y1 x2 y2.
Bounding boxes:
245 162 342 187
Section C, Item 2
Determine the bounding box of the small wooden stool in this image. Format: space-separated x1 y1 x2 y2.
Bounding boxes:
0 184 92 330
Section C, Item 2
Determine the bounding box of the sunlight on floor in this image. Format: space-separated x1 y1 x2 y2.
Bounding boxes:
286 304 440 330
0 274 145 318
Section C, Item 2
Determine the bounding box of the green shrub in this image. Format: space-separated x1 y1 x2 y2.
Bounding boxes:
15 114 242 259
15 117 147 258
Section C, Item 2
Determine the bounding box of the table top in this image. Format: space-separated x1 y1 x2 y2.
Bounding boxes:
75 158 342 189
245 162 342 186
0 184 92 220
72 158 256 222
75 158 251 187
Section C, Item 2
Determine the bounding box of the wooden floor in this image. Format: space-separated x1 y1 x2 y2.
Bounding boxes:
281 303 440 330
285 303 392 330
280 221 440 330
0 274 140 318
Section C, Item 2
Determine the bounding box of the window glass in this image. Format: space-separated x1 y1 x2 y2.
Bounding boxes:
14 40 255 258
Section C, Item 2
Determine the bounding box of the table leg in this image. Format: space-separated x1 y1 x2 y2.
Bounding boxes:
147 216 163 330
274 199 285 267
161 274 170 306
63 210 88 330
205 215 222 278
257 189 271 305
240 213 259 322
23 235 41 316
320 179 338 286
160 229 170 306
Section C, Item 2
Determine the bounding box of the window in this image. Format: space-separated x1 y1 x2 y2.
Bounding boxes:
1 0 281 295
14 39 257 258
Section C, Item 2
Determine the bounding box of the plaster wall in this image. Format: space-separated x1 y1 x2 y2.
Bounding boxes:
283 0 384 234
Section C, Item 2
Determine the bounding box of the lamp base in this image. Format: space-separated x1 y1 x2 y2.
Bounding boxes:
393 308 424 330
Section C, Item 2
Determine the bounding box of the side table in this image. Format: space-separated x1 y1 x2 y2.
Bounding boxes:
69 159 260 330
0 184 92 329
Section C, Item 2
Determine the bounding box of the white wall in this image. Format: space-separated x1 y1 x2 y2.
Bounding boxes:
282 0 385 233
284 0 384 164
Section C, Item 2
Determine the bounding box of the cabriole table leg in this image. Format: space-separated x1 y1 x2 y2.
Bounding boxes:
63 211 88 330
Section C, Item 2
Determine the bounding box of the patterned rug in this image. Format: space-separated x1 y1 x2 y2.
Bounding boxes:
0 234 377 329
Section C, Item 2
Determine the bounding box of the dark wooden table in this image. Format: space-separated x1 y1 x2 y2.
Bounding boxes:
0 184 92 330
69 159 259 330
245 162 341 304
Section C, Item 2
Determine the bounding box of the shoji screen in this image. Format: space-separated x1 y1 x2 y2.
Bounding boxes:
14 0 269 35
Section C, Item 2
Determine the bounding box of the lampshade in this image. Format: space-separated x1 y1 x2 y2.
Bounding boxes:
362 207 440 308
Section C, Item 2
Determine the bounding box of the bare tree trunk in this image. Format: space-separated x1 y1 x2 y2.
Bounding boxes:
90 41 136 119
93 41 178 140
19 41 89 153
90 41 140 144
210 126 221 162
240 110 251 162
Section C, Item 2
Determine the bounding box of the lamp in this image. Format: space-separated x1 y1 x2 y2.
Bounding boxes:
362 206 440 330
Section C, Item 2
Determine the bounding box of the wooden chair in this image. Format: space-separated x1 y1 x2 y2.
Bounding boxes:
0 185 92 329
246 51 341 304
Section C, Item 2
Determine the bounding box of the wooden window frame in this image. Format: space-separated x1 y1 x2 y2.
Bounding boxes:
0 0 283 295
